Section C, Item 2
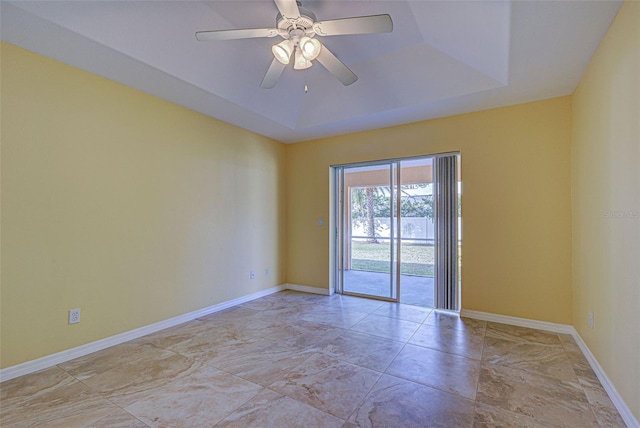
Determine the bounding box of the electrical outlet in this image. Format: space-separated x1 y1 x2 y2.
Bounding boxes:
589 312 594 329
69 308 81 324
250 271 255 280
265 268 270 277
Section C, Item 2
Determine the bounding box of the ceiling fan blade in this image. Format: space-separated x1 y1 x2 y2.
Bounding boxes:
315 43 358 86
274 0 301 22
313 14 393 36
260 58 287 89
196 28 279 41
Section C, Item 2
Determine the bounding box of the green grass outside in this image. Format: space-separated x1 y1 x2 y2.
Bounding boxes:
351 242 434 277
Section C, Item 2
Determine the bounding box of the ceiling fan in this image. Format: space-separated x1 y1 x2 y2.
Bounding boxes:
195 0 393 89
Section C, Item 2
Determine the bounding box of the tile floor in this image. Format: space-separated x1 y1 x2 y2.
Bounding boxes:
0 291 626 427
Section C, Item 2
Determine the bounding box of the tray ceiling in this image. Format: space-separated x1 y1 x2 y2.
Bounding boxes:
1 1 622 143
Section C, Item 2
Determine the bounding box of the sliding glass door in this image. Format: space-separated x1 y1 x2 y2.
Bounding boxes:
334 154 460 310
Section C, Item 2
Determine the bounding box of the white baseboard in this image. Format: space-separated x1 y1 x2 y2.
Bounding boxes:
285 283 333 295
570 330 639 428
0 284 286 383
460 309 575 334
461 309 638 428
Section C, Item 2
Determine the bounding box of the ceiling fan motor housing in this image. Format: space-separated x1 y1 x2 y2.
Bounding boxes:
276 6 317 35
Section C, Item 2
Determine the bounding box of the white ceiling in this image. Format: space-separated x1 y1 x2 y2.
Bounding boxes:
1 0 622 143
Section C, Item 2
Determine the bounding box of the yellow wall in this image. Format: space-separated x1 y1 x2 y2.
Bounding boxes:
571 1 639 420
0 42 287 368
287 96 573 324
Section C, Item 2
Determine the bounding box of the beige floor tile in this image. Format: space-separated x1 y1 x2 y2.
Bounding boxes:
558 334 590 362
0 366 76 415
579 376 628 428
482 336 577 380
217 312 299 335
123 362 262 427
59 342 176 381
256 306 313 322
473 402 550 428
350 314 421 342
268 353 381 419
166 323 267 362
318 330 405 372
486 322 561 345
573 358 601 383
476 363 599 427
262 291 327 306
200 314 342 350
424 311 487 335
216 389 344 428
347 374 475 428
300 306 370 328
1 378 140 427
83 412 149 427
386 344 481 400
212 342 319 387
81 349 196 407
322 295 386 313
409 322 484 360
259 320 344 348
373 303 433 323
197 306 264 325
557 335 606 386
558 332 578 346
132 320 210 350
238 297 303 312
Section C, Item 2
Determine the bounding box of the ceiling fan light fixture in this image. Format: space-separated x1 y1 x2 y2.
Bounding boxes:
300 36 321 60
272 39 294 64
294 48 313 70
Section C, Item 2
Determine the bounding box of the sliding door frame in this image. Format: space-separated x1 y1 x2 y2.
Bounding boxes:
331 151 461 309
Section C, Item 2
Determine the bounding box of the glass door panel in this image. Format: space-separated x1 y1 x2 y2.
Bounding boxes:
341 163 398 301
398 158 435 307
